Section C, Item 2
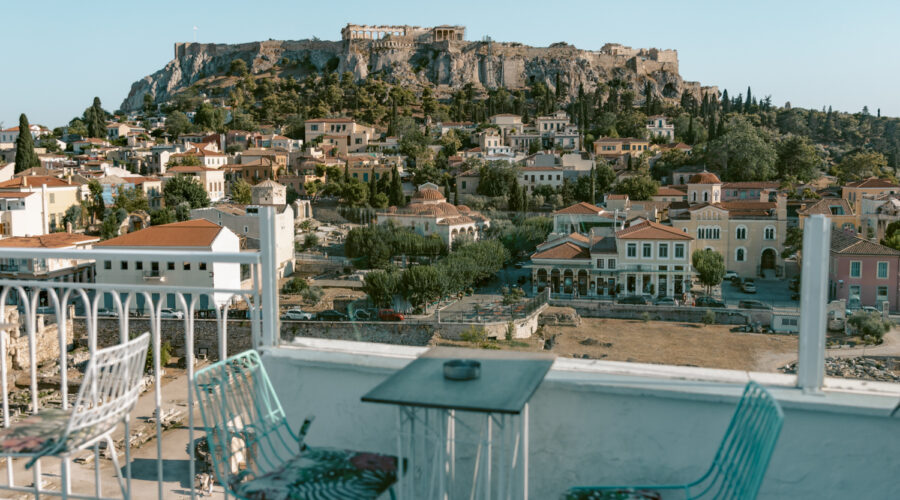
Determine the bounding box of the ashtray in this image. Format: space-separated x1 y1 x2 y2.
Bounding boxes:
443 360 481 380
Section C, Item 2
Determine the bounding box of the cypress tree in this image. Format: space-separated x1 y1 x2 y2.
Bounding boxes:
720 90 730 114
343 163 350 183
590 165 596 205
389 166 404 206
387 98 398 137
368 168 377 206
85 97 106 138
443 178 452 202
708 113 717 140
744 86 752 113
14 114 39 173
453 184 459 206
687 115 694 144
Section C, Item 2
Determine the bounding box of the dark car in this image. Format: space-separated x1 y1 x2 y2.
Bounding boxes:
352 309 375 321
654 297 677 306
618 295 650 305
739 300 772 310
378 309 405 321
317 310 349 321
695 296 726 308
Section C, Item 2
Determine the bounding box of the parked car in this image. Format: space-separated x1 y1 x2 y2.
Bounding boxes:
159 308 184 319
317 310 349 321
730 276 743 287
861 306 880 314
724 270 739 280
741 282 757 294
695 296 726 308
378 309 405 321
96 308 118 318
282 308 314 321
739 300 772 310
654 297 676 306
789 276 801 292
617 295 650 305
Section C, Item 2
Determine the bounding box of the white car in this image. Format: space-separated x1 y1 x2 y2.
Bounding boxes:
724 270 739 280
281 309 314 321
159 308 184 319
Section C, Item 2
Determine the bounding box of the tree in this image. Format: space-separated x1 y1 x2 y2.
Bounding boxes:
776 136 820 182
363 270 399 308
231 179 252 204
401 264 444 310
594 162 616 194
614 175 658 200
150 208 175 226
13 114 39 173
87 180 106 223
692 249 725 295
163 174 210 209
229 59 249 77
706 116 777 181
165 111 193 139
389 166 404 206
847 312 891 342
477 162 518 197
99 210 122 240
782 227 804 258
84 97 107 138
113 186 149 213
833 152 890 184
63 204 84 231
650 149 690 182
194 102 226 132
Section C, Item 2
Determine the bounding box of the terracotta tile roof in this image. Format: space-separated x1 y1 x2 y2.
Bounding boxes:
554 202 606 215
521 166 561 171
606 194 628 200
306 117 354 123
0 233 99 248
590 235 617 254
616 220 692 240
567 232 590 243
844 178 900 189
0 192 37 198
831 231 900 256
688 172 722 184
797 198 854 216
168 165 219 173
95 219 224 248
532 241 590 260
0 176 74 188
722 181 780 190
655 187 686 196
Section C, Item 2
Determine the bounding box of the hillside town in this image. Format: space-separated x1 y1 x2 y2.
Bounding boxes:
0 10 897 500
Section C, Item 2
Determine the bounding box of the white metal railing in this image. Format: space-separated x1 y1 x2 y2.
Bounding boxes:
0 206 280 499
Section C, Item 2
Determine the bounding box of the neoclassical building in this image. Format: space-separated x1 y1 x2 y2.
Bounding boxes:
377 183 490 249
531 220 694 299
671 173 787 277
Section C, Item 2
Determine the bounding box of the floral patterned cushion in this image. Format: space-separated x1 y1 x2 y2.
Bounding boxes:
563 488 663 500
233 447 398 500
0 408 71 456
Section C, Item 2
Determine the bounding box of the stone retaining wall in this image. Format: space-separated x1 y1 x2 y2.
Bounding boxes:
553 300 762 325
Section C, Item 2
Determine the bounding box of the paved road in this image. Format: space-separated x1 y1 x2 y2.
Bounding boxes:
721 278 799 310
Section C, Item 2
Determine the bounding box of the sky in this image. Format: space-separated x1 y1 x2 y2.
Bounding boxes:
2 0 898 129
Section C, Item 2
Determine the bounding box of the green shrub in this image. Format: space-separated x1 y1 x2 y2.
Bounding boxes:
702 309 716 325
146 341 172 372
505 321 515 341
848 312 891 342
460 325 488 344
281 276 309 294
301 286 324 305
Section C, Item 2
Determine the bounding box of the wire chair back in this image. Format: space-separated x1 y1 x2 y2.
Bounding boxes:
688 381 784 500
194 350 301 492
61 332 150 447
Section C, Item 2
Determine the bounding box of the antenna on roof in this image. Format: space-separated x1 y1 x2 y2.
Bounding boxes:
193 26 199 42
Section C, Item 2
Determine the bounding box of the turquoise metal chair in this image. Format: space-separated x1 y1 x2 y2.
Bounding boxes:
193 350 399 499
564 381 784 500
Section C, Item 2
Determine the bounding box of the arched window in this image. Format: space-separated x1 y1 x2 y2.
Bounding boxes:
692 192 697 202
735 247 746 262
703 191 709 202
736 226 747 240
764 226 776 240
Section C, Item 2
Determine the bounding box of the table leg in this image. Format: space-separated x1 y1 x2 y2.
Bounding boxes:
485 414 492 500
522 403 529 500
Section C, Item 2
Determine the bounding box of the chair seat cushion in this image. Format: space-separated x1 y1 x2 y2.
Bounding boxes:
234 447 399 500
0 408 71 456
564 488 663 500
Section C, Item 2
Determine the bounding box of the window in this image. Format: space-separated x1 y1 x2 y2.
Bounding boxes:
877 286 888 299
167 262 175 271
596 259 604 269
674 244 685 259
736 226 747 240
764 226 776 240
103 260 111 270
461 181 467 190
849 285 861 298
736 248 746 262
850 261 861 278
627 243 637 258
310 125 318 131
878 261 888 279
136 261 143 270
782 318 798 327
49 193 55 203
642 243 652 258
120 261 128 270
658 244 668 259
608 258 616 269
184 262 191 271
244 226 249 233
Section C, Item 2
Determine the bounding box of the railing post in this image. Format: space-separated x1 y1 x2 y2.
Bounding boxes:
259 206 279 348
798 214 831 393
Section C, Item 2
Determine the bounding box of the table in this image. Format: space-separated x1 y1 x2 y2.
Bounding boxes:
362 347 554 500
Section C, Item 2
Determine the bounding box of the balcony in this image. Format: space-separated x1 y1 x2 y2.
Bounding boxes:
141 270 166 282
0 211 894 499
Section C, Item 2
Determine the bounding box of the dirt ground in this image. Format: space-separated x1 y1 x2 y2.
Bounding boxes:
439 317 799 372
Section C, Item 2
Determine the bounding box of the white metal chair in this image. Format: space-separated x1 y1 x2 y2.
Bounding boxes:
0 332 150 498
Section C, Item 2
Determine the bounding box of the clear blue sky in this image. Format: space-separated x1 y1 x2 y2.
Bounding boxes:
3 0 898 129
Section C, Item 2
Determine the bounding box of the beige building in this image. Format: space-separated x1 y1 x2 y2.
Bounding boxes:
377 184 490 249
166 166 226 202
304 118 376 154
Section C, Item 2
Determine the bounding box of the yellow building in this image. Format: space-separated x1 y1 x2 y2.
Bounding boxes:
0 175 80 233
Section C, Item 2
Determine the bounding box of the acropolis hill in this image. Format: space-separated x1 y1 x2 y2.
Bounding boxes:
121 23 717 111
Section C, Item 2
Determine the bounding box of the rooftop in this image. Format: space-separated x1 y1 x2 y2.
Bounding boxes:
95 219 226 248
616 220 693 240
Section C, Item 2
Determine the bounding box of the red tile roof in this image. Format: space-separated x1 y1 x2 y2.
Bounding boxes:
0 176 74 188
844 178 900 189
532 241 590 260
0 233 99 248
616 220 692 240
554 202 605 215
95 220 225 248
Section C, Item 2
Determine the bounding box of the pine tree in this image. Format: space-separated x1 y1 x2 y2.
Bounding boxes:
14 114 39 173
343 164 350 183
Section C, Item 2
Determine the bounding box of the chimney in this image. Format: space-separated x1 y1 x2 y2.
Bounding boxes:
23 177 28 187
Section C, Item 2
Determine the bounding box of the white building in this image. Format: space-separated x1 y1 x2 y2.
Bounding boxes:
165 165 226 202
0 233 99 282
646 115 675 141
94 220 242 312
0 124 50 144
377 184 490 250
0 192 43 237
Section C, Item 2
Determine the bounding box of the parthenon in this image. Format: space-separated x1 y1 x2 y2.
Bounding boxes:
341 23 465 43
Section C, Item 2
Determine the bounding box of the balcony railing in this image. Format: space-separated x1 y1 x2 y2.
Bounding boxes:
0 211 893 499
141 270 166 282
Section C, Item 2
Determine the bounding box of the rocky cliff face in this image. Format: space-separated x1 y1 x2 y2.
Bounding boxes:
121 38 714 111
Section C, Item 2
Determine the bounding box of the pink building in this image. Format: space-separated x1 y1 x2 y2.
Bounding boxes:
829 231 900 311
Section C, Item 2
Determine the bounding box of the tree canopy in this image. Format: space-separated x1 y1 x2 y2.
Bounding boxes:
692 249 725 294
163 174 210 209
13 114 39 173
